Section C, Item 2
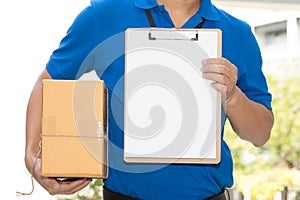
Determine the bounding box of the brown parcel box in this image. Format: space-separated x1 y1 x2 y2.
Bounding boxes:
41 80 108 178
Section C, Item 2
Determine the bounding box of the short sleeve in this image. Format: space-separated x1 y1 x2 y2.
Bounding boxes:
237 27 272 109
46 4 97 80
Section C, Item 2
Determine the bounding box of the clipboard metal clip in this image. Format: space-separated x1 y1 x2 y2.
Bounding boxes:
148 31 199 41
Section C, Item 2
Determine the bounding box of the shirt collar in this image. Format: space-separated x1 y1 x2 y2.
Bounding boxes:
197 0 220 21
134 0 158 9
134 0 220 21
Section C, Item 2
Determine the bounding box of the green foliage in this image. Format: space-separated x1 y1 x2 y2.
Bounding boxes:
225 59 300 198
234 168 300 200
266 72 300 169
226 60 300 170
87 179 103 200
56 179 103 200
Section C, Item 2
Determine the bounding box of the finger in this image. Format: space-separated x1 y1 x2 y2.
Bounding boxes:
40 177 61 195
57 178 92 195
202 58 237 75
31 158 91 195
202 58 227 66
62 179 92 195
32 159 60 191
211 82 227 95
202 72 230 86
210 82 228 105
201 64 233 80
202 57 234 68
30 159 58 194
42 178 92 195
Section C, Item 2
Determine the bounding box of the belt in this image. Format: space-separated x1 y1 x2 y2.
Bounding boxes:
103 187 229 200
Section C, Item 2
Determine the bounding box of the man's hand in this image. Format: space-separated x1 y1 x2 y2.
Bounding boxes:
201 57 238 106
32 158 92 195
201 57 274 147
24 69 92 195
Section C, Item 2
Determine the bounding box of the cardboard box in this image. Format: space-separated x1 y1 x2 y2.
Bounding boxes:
41 80 108 178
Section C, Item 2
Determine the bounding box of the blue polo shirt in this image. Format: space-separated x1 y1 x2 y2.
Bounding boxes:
46 0 272 199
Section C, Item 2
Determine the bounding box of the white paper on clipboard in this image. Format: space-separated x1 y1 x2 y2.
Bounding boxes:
124 28 222 164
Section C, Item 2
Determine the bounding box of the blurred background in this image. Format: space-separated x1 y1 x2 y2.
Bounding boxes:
215 1 300 199
2 0 299 199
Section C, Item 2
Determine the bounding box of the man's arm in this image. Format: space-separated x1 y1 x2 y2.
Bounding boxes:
24 69 92 195
201 58 274 147
25 69 51 171
224 86 274 147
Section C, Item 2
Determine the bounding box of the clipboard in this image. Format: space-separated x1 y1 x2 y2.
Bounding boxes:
124 28 222 164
